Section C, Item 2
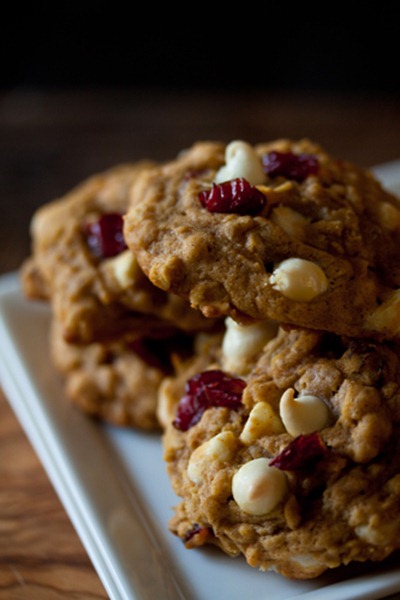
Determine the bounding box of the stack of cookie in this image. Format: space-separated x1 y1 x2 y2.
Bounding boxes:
123 138 400 579
20 161 219 430
21 138 400 579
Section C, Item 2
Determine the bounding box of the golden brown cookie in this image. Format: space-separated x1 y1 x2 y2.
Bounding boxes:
124 139 400 340
21 162 215 344
50 316 195 430
160 322 400 578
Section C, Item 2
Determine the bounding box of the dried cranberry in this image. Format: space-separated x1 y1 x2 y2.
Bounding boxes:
183 524 213 546
84 213 127 259
128 338 170 371
199 177 266 215
173 369 246 431
269 433 327 471
128 333 192 373
262 151 319 182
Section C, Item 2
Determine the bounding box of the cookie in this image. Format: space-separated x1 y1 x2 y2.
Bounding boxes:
21 162 215 344
160 321 400 578
50 316 195 429
124 139 400 340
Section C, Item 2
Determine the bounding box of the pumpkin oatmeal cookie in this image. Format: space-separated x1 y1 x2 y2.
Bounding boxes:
124 139 400 340
21 162 215 344
50 316 194 429
159 320 400 578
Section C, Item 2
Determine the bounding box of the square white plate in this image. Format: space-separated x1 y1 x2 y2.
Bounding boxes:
1 161 400 600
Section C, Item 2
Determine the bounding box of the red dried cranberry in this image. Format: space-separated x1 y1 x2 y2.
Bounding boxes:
128 338 170 371
128 333 193 372
269 433 327 471
262 151 319 182
173 369 246 431
183 524 213 547
199 177 266 215
173 392 204 431
84 213 127 259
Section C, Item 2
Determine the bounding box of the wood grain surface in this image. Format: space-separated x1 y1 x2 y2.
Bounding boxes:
1 88 400 600
0 387 108 599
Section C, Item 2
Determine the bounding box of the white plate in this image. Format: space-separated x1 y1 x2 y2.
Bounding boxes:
1 162 400 600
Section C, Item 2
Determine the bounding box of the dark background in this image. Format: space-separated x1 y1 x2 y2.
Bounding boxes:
1 6 400 274
2 6 399 93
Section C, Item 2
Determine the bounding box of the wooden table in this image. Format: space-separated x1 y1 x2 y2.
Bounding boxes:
1 88 400 599
0 388 108 599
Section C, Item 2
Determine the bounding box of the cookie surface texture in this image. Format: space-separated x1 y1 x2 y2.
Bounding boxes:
160 323 400 578
50 316 196 430
124 139 400 339
22 162 213 344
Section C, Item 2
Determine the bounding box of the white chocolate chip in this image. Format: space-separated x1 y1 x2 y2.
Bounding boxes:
270 206 309 239
269 257 329 302
279 388 330 437
187 431 236 484
355 524 378 545
377 201 400 231
222 317 278 375
106 249 137 289
355 520 400 546
289 554 324 573
240 401 284 444
215 140 265 186
156 377 177 430
232 457 288 516
366 289 400 336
